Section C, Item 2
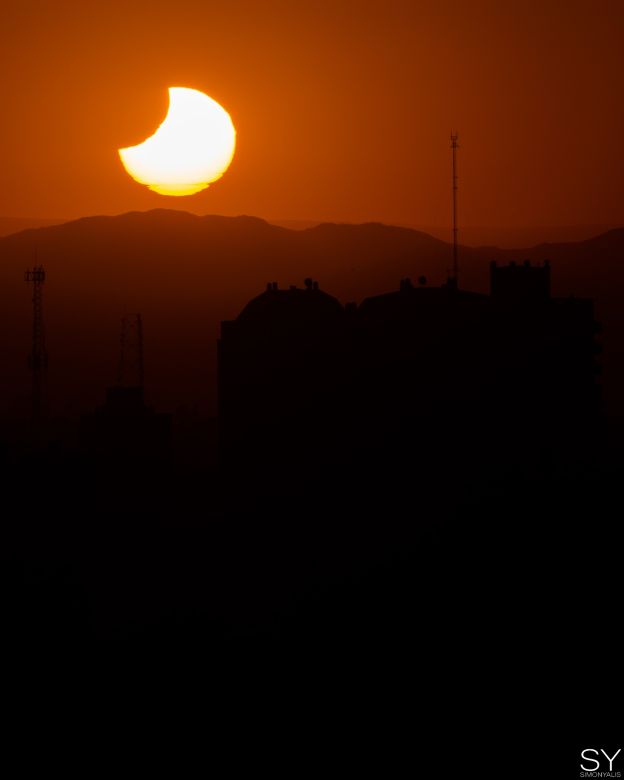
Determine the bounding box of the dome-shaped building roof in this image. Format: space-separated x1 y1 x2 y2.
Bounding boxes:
236 279 343 328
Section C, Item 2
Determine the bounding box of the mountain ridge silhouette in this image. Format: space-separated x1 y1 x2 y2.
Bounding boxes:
6 206 622 242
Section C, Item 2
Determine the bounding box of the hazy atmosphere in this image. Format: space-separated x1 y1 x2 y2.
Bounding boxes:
2 1 621 746
2 0 623 235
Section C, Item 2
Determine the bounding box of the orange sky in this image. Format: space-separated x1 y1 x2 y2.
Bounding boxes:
1 0 623 229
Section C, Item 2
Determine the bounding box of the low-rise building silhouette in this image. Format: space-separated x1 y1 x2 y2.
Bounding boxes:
80 385 172 471
80 315 172 472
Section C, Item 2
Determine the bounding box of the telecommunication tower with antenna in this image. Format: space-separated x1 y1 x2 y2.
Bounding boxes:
80 311 172 468
24 265 47 419
450 132 459 286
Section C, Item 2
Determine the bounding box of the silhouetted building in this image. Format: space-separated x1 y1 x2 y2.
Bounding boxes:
356 262 599 470
218 266 600 477
487 260 600 445
218 279 351 472
490 258 551 300
80 385 172 471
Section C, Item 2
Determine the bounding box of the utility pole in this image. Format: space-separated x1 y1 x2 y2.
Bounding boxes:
25 265 47 420
451 132 459 286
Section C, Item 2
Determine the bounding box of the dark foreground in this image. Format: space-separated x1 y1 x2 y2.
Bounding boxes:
2 423 621 723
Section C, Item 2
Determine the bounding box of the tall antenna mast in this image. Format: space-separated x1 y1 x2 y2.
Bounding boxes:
451 132 459 285
25 264 48 420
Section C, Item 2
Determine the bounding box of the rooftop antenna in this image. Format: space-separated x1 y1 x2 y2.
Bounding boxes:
24 261 47 420
450 132 459 286
117 313 144 388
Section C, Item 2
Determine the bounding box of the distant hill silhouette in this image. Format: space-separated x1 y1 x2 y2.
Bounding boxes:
400 223 622 249
1 209 622 420
0 216 66 237
267 220 621 247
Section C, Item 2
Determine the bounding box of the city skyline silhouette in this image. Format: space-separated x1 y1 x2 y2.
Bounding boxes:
1 0 622 755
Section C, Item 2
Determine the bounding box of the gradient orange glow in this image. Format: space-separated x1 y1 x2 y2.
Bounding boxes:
1 1 624 231
118 87 236 196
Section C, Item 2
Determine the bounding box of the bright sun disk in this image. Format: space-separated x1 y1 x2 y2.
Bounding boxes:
118 87 236 196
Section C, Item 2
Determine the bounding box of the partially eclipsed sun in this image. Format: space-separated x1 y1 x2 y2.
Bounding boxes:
118 87 236 196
